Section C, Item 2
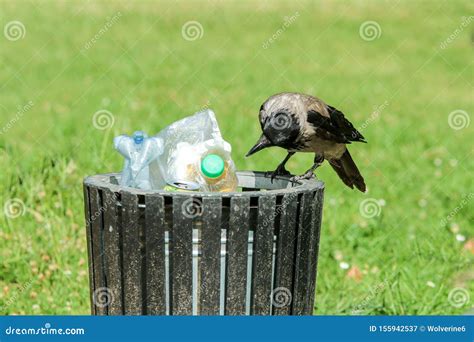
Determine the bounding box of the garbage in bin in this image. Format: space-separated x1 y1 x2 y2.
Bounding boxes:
154 109 238 192
114 110 238 192
114 131 164 190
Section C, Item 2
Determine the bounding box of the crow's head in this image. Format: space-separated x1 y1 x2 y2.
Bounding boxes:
246 94 302 157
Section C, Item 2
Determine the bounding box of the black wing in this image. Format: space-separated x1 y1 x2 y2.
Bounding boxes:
307 106 366 144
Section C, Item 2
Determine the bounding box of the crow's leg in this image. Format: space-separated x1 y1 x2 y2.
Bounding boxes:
292 154 324 181
265 152 295 182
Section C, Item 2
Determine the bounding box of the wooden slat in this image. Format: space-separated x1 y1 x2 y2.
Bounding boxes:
306 190 324 313
251 195 276 315
145 194 167 315
292 192 314 315
103 189 123 315
121 191 142 315
199 197 222 315
225 196 250 315
170 196 193 315
89 187 106 315
273 193 299 315
83 185 95 315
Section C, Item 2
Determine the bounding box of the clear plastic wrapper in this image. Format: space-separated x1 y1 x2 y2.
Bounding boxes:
154 109 238 192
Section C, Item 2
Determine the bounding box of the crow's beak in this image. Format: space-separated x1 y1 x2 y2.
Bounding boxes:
246 134 272 157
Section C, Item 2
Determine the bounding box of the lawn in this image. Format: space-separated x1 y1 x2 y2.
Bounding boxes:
0 0 472 315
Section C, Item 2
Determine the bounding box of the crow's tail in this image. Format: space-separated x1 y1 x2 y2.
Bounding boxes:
329 149 366 192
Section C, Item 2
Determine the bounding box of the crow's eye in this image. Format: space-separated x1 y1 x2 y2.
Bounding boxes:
271 111 293 129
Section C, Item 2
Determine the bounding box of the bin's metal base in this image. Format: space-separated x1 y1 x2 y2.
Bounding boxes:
83 171 324 315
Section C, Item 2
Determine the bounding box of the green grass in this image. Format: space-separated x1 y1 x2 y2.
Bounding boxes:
0 0 472 315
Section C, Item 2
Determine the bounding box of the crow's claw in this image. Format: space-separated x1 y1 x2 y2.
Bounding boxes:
291 171 316 182
265 166 291 183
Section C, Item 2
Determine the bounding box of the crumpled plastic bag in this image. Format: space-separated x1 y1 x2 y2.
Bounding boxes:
154 109 237 192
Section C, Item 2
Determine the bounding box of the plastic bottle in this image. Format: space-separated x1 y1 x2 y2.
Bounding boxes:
161 143 238 192
198 152 238 192
114 131 164 190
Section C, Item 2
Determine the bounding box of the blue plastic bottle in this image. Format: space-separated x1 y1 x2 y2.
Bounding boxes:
114 131 164 190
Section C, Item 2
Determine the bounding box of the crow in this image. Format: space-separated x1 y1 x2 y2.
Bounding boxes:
246 92 367 192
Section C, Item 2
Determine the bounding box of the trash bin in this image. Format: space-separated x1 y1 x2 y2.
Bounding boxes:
83 171 324 315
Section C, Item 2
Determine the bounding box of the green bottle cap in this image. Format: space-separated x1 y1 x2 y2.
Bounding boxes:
201 154 225 179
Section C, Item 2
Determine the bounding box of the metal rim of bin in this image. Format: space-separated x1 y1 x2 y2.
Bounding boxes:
83 171 324 316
